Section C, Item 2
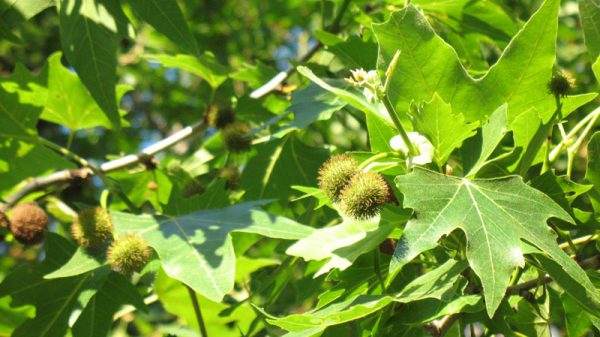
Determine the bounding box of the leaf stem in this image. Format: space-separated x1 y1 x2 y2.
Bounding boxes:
185 284 209 337
37 136 89 168
358 152 392 170
66 130 74 151
549 105 600 163
373 250 386 292
380 95 418 157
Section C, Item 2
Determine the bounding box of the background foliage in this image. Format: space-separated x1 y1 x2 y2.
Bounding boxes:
1 0 600 336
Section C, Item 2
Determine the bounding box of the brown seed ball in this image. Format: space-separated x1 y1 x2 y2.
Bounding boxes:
318 154 359 202
71 207 114 249
221 123 252 153
207 106 235 129
0 210 9 229
339 171 390 220
10 202 48 244
107 233 152 275
219 166 240 190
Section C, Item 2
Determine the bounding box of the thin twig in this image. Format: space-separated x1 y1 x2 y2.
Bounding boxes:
0 122 206 211
430 255 600 337
249 0 352 99
186 284 209 337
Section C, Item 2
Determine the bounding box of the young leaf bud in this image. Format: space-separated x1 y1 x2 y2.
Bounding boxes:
221 123 252 153
71 207 114 249
207 106 235 129
547 70 575 97
339 171 390 220
10 202 48 244
107 233 152 275
318 154 359 202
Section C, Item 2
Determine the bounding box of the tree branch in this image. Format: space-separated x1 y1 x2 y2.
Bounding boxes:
1 121 206 211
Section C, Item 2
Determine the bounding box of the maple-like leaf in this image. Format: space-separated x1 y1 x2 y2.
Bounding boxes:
392 169 600 316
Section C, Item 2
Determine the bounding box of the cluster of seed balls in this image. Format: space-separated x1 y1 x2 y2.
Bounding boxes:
0 204 150 275
318 154 392 220
207 106 253 153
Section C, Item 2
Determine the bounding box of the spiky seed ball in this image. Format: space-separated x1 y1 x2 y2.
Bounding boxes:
207 106 235 129
71 207 114 249
219 166 240 190
182 179 205 198
10 202 48 244
221 123 252 153
318 154 359 202
0 210 9 229
548 70 575 97
339 171 390 220
107 233 151 275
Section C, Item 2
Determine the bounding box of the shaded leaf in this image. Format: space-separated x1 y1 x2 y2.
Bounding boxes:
40 52 130 130
111 201 313 302
128 0 198 55
240 135 329 200
58 0 122 128
145 52 229 89
579 0 600 59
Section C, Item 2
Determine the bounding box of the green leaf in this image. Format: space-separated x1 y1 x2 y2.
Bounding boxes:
392 168 600 317
593 57 600 81
579 0 600 59
287 207 410 277
111 201 313 302
230 61 278 89
58 0 122 128
291 185 333 210
586 132 600 191
373 0 559 123
0 64 75 195
155 269 258 336
45 247 105 279
461 104 508 177
71 270 146 337
373 0 559 124
108 168 173 211
268 259 467 336
366 111 395 153
128 0 198 55
315 31 378 69
410 94 479 168
297 66 378 117
145 52 230 89
0 0 55 42
530 171 593 211
274 83 346 137
40 52 130 130
240 135 329 200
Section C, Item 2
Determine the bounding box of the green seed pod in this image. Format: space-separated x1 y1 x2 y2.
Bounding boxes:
339 171 390 220
207 106 235 129
0 210 9 229
10 202 48 244
318 154 359 202
107 233 152 275
547 70 575 97
71 207 114 249
221 123 252 153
